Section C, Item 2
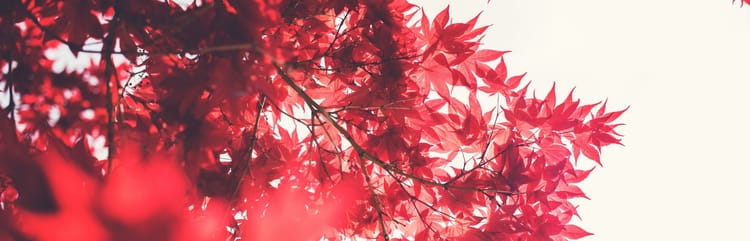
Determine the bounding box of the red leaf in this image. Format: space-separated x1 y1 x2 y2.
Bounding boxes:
495 57 508 83
580 144 601 165
460 25 490 41
562 225 593 239
576 101 602 119
544 83 557 109
441 23 470 40
420 9 430 37
540 144 571 164
433 80 451 100
425 98 448 110
566 167 596 183
556 184 589 199
473 49 510 62
506 72 526 90
450 68 469 86
596 99 608 117
603 106 630 123
434 53 450 67
16 149 107 241
591 132 622 147
433 5 451 32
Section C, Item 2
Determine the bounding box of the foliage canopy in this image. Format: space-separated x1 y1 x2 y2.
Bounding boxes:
0 0 626 240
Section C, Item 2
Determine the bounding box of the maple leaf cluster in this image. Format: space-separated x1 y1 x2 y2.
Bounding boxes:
0 0 626 241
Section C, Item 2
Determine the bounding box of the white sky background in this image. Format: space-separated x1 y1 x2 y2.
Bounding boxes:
416 0 750 240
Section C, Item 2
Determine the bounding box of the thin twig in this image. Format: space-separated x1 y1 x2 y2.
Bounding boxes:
321 10 350 57
479 94 504 161
103 1 121 172
358 153 390 241
273 62 520 195
229 95 266 200
19 4 81 53
5 51 17 142
311 114 348 175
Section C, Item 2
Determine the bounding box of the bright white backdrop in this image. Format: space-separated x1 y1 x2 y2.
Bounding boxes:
416 1 750 240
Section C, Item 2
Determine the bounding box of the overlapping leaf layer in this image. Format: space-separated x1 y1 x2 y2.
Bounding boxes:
0 1 625 240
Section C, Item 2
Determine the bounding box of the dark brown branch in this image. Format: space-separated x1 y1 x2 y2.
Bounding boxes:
358 154 390 241
274 62 520 196
229 95 266 201
446 142 514 187
19 4 81 53
321 10 350 57
324 99 414 114
384 166 454 218
103 1 121 172
4 51 17 143
308 109 336 182
310 113 348 173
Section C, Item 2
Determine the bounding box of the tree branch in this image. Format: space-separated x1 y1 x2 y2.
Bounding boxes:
4 51 17 143
273 62 520 195
229 95 266 201
359 153 390 241
103 1 121 173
